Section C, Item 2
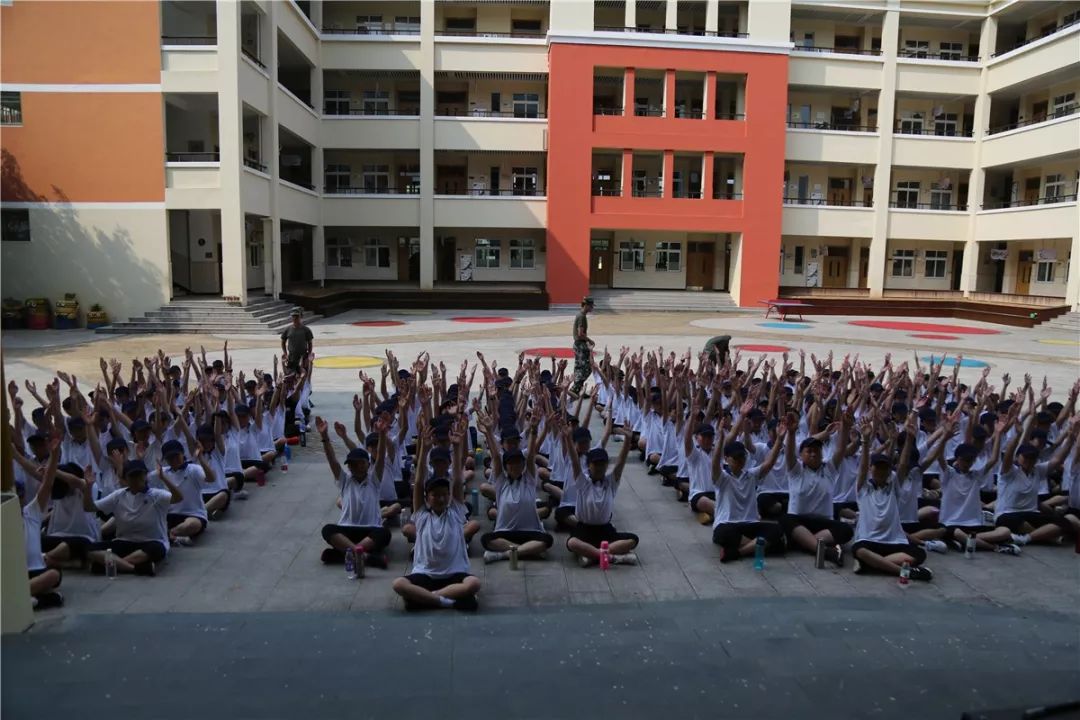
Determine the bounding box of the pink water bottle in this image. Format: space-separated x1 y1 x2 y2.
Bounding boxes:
599 541 610 570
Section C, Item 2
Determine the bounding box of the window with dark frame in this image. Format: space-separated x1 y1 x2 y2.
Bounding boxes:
1 91 22 125
1 209 31 242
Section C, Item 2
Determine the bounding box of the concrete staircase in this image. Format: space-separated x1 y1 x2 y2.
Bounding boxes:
1039 311 1080 333
96 296 321 335
584 289 747 313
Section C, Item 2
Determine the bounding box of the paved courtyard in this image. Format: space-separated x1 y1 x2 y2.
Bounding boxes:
3 308 1079 719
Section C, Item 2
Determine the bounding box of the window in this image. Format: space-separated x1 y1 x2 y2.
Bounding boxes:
903 39 929 58
939 41 963 60
895 181 920 208
899 113 924 134
1 91 22 125
509 238 535 268
891 249 915 277
1052 92 1076 117
362 164 390 193
934 113 958 136
445 17 476 31
397 90 420 115
247 242 262 268
512 92 540 118
364 238 390 268
1036 261 1055 283
512 166 538 195
326 238 352 267
654 241 682 272
930 183 952 209
511 18 542 34
619 241 645 271
399 164 420 194
793 246 804 274
356 14 383 32
1 209 30 242
394 15 420 32
1044 174 1066 201
324 90 350 115
362 90 390 115
325 163 350 192
474 239 501 268
924 250 948 278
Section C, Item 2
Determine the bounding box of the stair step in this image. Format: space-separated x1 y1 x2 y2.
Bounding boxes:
97 295 316 335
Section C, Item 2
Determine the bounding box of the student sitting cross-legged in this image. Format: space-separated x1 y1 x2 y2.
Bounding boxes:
476 403 555 564
565 424 639 567
392 414 481 610
18 435 64 609
314 416 391 569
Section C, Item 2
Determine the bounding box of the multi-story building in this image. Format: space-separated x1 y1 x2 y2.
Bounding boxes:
2 0 1078 321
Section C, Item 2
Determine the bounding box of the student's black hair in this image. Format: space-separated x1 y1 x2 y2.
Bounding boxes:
61 397 74 413
31 407 46 424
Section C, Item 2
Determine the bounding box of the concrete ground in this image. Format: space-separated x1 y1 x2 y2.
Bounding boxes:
3 309 1079 719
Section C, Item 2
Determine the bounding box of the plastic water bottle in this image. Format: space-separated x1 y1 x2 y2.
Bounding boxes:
509 545 519 570
470 487 480 516
400 507 411 526
355 546 366 578
599 541 611 570
898 561 910 587
753 536 766 570
298 419 307 447
105 549 117 580
964 534 976 559
281 444 291 473
345 547 357 580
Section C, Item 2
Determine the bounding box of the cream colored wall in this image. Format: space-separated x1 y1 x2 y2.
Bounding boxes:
434 197 546 228
323 117 421 148
787 90 878 127
321 41 422 72
458 154 548 192
434 42 547 74
999 237 1071 297
466 78 548 115
890 167 967 197
882 239 961 291
433 3 548 34
897 25 979 55
894 96 974 124
610 230 688 290
450 228 546 282
323 150 421 189
784 163 875 202
1017 79 1080 121
1 207 170 322
779 236 864 287
323 226 408 280
322 2 421 31
1023 6 1073 37
1012 160 1080 196
789 19 880 51
322 74 420 112
550 0 593 32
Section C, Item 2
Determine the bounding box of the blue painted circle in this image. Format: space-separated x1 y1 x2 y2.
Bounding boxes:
758 322 811 330
921 356 989 369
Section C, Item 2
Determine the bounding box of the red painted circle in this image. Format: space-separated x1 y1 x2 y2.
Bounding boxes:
848 320 1000 335
351 320 405 327
910 333 960 340
734 344 791 353
523 347 575 358
450 316 515 324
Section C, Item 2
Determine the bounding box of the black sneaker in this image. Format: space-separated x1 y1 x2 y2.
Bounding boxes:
321 548 343 564
909 566 933 582
946 539 964 553
364 552 389 569
209 509 222 522
134 562 156 577
829 545 844 568
454 594 479 612
34 591 64 610
661 476 675 487
852 558 865 575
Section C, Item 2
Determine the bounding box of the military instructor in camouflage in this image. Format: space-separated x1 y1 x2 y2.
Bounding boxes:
570 296 595 396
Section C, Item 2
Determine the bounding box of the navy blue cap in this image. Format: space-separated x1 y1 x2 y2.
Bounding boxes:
539 370 552 383
161 440 184 457
131 419 150 432
870 453 891 466
799 437 823 451
106 438 128 454
398 369 411 379
365 432 380 448
501 428 521 442
433 425 451 439
123 459 148 477
870 382 884 391
918 407 936 421
502 449 525 465
586 448 609 464
572 427 592 443
67 417 86 429
430 447 451 463
953 443 977 460
971 425 989 441
891 402 909 414
196 424 215 439
723 441 747 458
27 433 47 445
425 476 451 491
1016 444 1039 457
235 403 250 415
346 447 370 463
695 424 715 437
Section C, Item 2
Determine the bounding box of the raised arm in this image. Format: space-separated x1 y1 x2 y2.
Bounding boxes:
610 426 634 484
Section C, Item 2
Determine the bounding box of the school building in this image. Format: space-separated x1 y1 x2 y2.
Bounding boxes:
1 0 1078 322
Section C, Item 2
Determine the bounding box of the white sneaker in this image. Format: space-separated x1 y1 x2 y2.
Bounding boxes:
483 550 506 564
1011 533 1031 546
612 552 638 565
982 510 995 525
994 543 1022 556
578 555 594 568
172 536 193 547
923 540 948 554
234 489 250 500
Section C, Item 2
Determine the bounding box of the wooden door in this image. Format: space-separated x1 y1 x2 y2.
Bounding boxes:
686 242 715 290
828 178 852 205
1032 100 1048 123
1023 178 1040 205
590 243 611 287
1015 252 1033 294
859 247 869 289
823 254 849 288
397 240 411 281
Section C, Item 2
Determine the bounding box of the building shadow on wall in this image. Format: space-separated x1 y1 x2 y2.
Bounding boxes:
2 149 166 322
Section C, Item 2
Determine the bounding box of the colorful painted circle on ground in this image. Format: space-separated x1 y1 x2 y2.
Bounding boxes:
1038 338 1080 346
758 322 811 330
388 309 433 316
313 355 384 369
450 316 516 324
848 320 1000 335
910 333 960 340
734 344 791 353
921 355 989 369
522 347 575 359
351 320 405 327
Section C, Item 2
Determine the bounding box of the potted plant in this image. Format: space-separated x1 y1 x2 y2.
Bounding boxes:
24 298 51 330
86 303 109 329
54 293 80 330
1 297 24 329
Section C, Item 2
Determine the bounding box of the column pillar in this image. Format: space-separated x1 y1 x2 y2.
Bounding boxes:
662 150 674 198
704 71 715 119
702 152 715 200
664 68 675 117
625 0 636 29
217 0 247 303
960 14 997 296
621 149 633 197
313 224 325 288
419 0 436 289
664 0 677 31
266 0 281 299
705 0 718 34
867 3 899 298
271 218 282 298
623 67 635 115
262 217 274 291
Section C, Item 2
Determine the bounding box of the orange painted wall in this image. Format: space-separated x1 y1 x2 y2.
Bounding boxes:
0 1 161 84
2 94 165 202
546 42 788 307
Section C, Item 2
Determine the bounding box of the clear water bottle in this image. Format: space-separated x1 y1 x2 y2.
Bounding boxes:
344 547 357 580
509 545 519 571
355 546 366 578
599 540 610 570
964 534 976 559
470 487 480 516
898 561 910 587
400 507 411 526
753 536 766 570
281 444 291 473
105 549 117 580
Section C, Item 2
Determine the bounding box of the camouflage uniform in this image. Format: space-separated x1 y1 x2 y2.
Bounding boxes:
571 310 591 394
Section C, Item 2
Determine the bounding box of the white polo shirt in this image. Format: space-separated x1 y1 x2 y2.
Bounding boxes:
938 463 992 527
787 461 837 518
95 487 173 549
572 471 618 525
23 503 46 572
336 469 382 527
996 463 1048 517
411 499 471 577
47 490 100 542
493 471 543 533
712 464 764 525
854 479 907 544
150 464 209 521
685 445 713 500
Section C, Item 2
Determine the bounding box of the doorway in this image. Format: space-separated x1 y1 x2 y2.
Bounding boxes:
822 248 849 288
437 237 457 282
397 237 420 282
828 178 852 206
590 239 612 287
951 248 963 290
1015 250 1033 294
1023 178 1040 205
859 247 869 289
686 242 715 290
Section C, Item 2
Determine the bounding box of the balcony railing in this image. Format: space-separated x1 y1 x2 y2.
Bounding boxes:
791 44 882 56
324 185 420 195
788 121 877 132
634 107 665 117
982 194 1078 209
897 50 979 62
987 104 1079 134
592 185 622 196
594 106 624 116
282 179 316 191
991 15 1080 57
244 157 268 172
631 188 664 198
161 35 217 45
167 151 220 162
241 47 267 69
595 26 748 38
674 109 705 119
713 191 744 200
715 112 746 120
889 201 967 211
324 107 420 117
784 197 872 207
673 189 704 198
434 29 546 38
438 187 545 197
893 124 973 137
322 26 421 36
435 109 547 119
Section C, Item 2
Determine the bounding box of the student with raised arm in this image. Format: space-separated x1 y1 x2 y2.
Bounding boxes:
781 409 853 566
153 440 212 546
478 405 554 564
565 425 639 567
392 415 481 610
314 416 391 568
850 420 933 581
19 435 64 608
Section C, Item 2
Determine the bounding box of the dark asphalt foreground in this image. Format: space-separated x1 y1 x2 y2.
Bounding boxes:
3 597 1078 720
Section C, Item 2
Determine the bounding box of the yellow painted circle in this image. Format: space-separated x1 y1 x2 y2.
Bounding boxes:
1038 338 1080 346
389 309 433 316
314 355 384 369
